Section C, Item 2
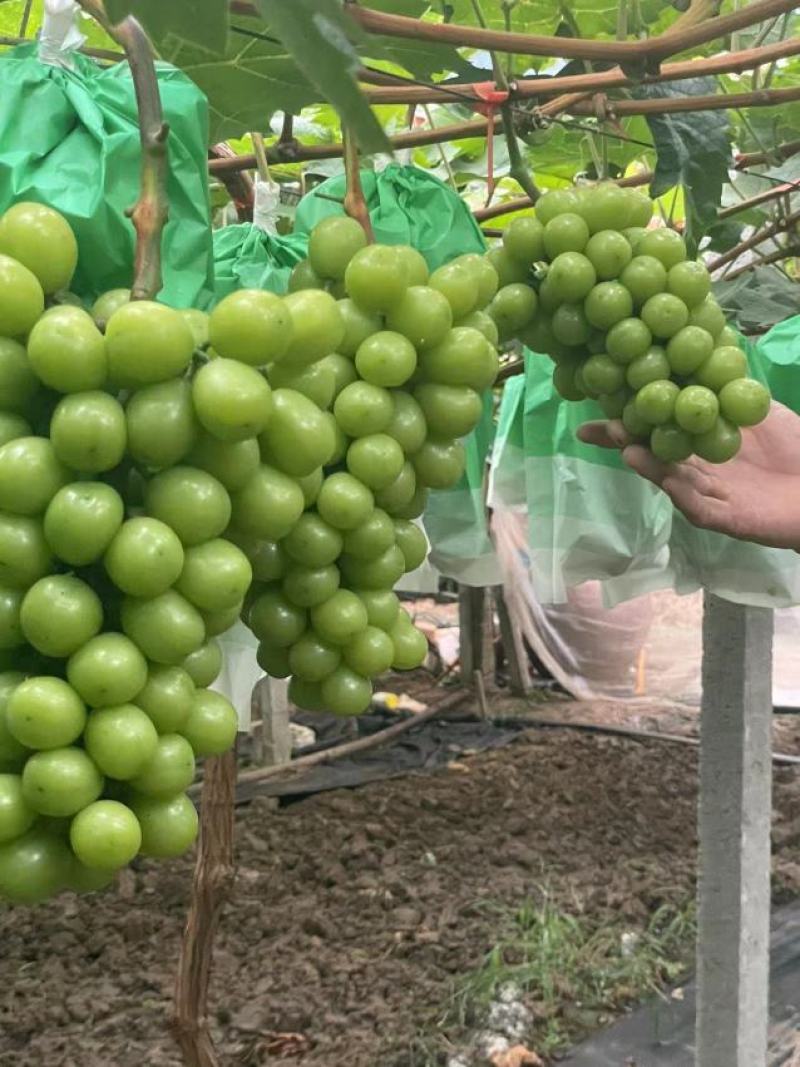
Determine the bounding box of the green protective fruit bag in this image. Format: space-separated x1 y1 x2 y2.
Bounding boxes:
293 162 486 270
296 163 497 586
0 44 213 309
489 336 800 609
212 224 308 300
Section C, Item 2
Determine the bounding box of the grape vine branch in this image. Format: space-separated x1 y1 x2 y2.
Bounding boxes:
75 0 169 301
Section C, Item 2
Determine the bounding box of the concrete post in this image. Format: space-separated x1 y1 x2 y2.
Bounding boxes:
252 676 292 768
697 593 774 1067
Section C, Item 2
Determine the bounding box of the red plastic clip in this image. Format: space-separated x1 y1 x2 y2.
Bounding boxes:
471 82 510 204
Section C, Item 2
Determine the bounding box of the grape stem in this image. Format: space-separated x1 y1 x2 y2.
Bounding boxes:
75 1 168 301
173 749 237 1067
343 129 375 242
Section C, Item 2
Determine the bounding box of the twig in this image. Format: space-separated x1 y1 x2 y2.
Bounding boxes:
361 37 800 105
502 103 540 203
423 105 458 191
76 1 169 300
569 83 800 116
18 0 33 37
219 688 471 792
172 750 237 1067
279 111 294 144
719 181 800 220
208 144 254 221
724 242 800 280
230 0 797 63
707 210 800 272
342 129 374 241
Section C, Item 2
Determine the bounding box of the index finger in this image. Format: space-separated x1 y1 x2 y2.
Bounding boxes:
577 419 632 450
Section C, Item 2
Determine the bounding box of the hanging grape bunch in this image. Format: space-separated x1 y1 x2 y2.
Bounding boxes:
496 184 771 463
0 203 501 904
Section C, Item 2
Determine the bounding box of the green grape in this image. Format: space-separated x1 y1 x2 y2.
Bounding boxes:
503 216 545 265
637 228 687 269
485 245 529 288
282 563 340 609
619 255 668 306
419 327 498 391
334 381 394 437
336 298 382 357
626 346 670 391
283 512 343 567
374 462 417 513
395 245 430 286
535 188 580 226
582 354 625 395
317 472 374 530
416 384 486 441
584 282 633 330
412 439 465 489
268 358 336 411
597 389 630 418
635 379 679 425
429 261 480 318
342 508 396 561
282 289 345 367
650 424 693 463
50 391 126 474
27 306 106 394
488 283 537 339
0 338 39 414
386 286 452 350
260 388 335 477
577 183 631 233
666 325 714 375
308 216 367 280
209 289 293 366
543 213 590 258
717 325 740 348
552 362 585 401
106 301 194 387
289 260 323 293
321 666 372 717
192 358 273 442
345 245 409 312
688 297 726 339
622 226 648 252
346 434 405 490
641 293 689 340
626 191 654 228
385 390 427 455
674 385 719 434
452 253 499 308
288 633 340 683
585 230 633 280
324 353 358 398
693 418 741 463
622 398 651 438
457 310 500 347
0 202 77 295
551 304 591 347
718 379 770 427
667 260 711 309
545 252 596 304
355 330 417 387
694 346 748 392
606 317 652 364
248 588 307 647
0 254 44 338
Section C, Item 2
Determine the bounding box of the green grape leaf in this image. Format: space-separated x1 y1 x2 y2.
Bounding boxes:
104 0 229 53
160 22 315 143
255 0 390 155
635 78 732 255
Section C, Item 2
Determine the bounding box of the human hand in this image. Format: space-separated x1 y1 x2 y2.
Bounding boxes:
577 402 800 550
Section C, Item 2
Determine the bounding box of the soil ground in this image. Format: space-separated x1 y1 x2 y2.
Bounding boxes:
1 690 800 1067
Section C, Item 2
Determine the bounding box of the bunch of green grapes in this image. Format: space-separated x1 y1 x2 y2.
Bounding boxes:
234 215 502 718
499 184 770 463
0 202 256 904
